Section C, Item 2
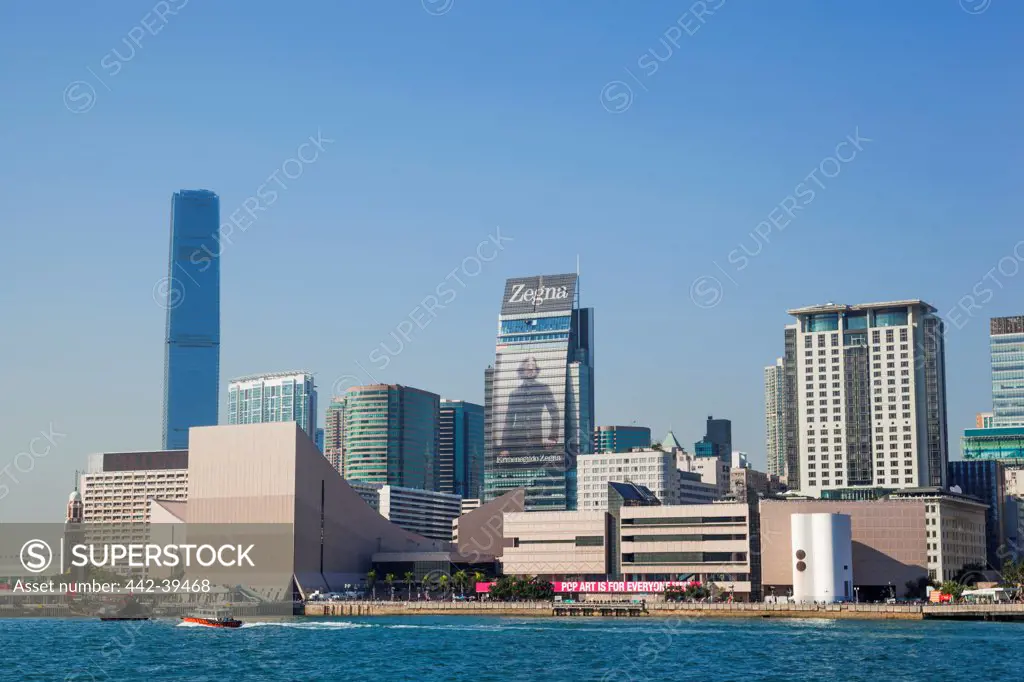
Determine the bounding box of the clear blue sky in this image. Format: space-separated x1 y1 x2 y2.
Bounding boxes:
2 0 1022 521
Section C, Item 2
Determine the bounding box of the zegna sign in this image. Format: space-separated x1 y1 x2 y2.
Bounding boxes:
507 283 570 305
501 273 577 314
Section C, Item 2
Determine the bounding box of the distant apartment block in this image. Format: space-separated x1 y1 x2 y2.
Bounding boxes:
765 359 786 479
346 482 460 542
577 450 681 509
227 371 318 439
977 412 995 429
80 450 189 524
676 449 730 499
593 425 651 453
323 397 345 475
782 323 801 489
787 300 948 496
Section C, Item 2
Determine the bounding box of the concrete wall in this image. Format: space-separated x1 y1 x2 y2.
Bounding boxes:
453 489 525 561
187 422 445 593
761 499 927 595
502 511 609 576
188 423 298 523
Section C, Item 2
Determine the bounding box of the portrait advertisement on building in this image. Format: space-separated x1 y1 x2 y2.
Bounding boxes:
490 274 580 475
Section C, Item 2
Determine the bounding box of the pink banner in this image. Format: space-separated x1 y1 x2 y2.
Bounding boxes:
475 582 492 594
553 580 698 594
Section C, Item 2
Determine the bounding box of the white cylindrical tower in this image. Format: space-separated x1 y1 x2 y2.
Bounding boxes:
791 512 853 603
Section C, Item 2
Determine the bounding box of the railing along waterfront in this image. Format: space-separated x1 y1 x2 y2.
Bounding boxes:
304 600 1024 621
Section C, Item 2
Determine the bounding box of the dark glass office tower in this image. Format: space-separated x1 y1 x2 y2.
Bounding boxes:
439 400 485 499
483 273 594 511
947 460 1006 570
161 189 220 449
695 416 732 462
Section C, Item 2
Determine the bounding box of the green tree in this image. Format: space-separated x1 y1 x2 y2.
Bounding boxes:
404 571 416 601
453 570 468 597
940 580 964 602
1000 559 1024 600
366 569 377 600
385 573 396 601
438 574 450 599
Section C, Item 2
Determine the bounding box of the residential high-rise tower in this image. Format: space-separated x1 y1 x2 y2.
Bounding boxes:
787 300 948 496
227 371 318 439
765 358 786 480
324 397 345 475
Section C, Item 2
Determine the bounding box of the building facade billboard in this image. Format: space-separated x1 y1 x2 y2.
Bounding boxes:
500 274 578 316
552 580 698 594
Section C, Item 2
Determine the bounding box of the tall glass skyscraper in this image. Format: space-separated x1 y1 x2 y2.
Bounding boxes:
439 400 485 499
483 273 594 511
342 384 440 491
227 371 318 439
992 316 1024 426
162 189 220 450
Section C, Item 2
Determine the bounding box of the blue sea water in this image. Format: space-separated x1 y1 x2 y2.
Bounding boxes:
4 616 1021 681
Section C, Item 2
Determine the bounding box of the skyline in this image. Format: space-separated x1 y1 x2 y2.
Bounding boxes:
3 0 1024 521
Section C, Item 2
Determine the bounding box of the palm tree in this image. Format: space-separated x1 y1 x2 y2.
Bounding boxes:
366 569 377 600
940 580 964 602
385 573 396 601
454 570 468 597
438 573 450 599
472 571 485 599
404 571 416 601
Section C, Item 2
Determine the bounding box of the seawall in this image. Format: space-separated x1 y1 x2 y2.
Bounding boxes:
304 601 1024 621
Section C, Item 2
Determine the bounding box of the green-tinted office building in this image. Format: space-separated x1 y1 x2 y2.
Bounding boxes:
962 427 1024 461
342 384 440 491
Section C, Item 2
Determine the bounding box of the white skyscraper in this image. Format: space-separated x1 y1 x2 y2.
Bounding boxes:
227 371 318 439
787 301 948 497
764 358 786 480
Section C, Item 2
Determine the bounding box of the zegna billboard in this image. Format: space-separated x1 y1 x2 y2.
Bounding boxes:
491 274 580 472
500 273 577 316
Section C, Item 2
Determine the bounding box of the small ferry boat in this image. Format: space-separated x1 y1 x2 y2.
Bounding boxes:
181 606 243 629
98 599 150 621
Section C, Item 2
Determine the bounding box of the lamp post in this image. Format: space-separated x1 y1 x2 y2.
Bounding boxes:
854 586 860 604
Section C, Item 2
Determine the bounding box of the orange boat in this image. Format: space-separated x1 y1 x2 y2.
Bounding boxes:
181 607 243 628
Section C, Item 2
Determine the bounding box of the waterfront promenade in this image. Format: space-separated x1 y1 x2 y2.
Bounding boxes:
304 600 1024 621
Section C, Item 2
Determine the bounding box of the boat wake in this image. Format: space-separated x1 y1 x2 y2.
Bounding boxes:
177 620 371 630
240 621 372 630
